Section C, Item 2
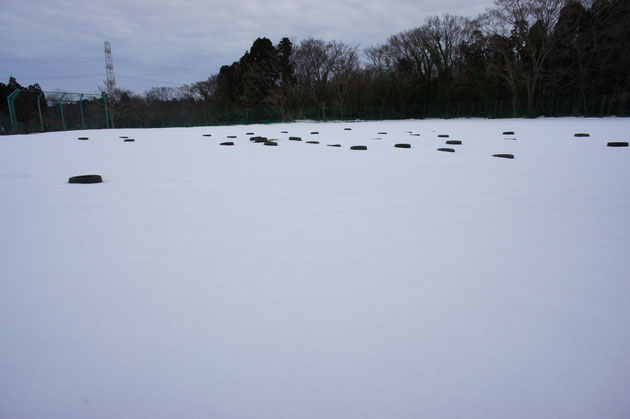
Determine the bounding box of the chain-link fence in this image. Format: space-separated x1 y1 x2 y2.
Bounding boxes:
107 93 630 129
3 89 108 134
3 91 628 134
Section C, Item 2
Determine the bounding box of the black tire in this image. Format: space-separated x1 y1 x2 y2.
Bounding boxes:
202 134 212 137
254 138 266 143
437 148 455 152
306 141 320 144
350 145 367 150
289 136 302 141
311 131 319 134
124 139 135 142
574 133 590 137
119 136 128 139
264 141 278 146
438 134 449 138
246 132 254 135
395 143 411 148
502 131 515 135
607 142 628 147
327 144 342 147
410 134 420 136
227 136 237 138
220 142 234 146
68 175 103 184
344 128 351 131
78 137 89 140
493 153 514 159
377 132 387 134
281 131 288 133
445 140 462 145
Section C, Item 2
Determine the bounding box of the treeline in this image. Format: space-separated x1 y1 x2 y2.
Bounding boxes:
3 0 629 132
193 0 629 118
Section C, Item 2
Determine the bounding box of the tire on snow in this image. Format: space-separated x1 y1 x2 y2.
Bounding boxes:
68 175 103 184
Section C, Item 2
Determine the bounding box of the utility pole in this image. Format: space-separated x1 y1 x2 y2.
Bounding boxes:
104 40 116 127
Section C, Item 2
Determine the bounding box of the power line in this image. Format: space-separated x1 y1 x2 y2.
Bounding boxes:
1 50 208 89
1 74 103 80
0 58 101 63
0 56 206 73
3 74 193 85
112 57 208 74
116 75 185 86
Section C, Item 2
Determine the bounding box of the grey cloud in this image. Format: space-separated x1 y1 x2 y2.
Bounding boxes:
0 0 493 93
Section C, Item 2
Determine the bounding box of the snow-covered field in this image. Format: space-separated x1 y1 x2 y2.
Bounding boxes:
1 118 629 418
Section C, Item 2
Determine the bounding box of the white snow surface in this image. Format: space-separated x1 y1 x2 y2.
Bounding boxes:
1 118 629 418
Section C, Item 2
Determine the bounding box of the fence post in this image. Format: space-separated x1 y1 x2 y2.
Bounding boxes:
7 89 21 133
59 92 68 131
79 94 85 129
37 91 44 131
102 93 109 129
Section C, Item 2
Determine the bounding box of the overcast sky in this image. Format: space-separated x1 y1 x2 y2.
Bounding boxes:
0 0 494 95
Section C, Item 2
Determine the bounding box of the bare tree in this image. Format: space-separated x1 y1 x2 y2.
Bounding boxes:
292 38 359 118
422 14 475 101
484 0 567 115
387 27 436 85
424 15 474 80
480 11 522 115
190 76 218 102
364 44 397 113
327 41 360 116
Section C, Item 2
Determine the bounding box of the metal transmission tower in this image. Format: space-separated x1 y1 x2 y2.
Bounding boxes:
104 41 116 95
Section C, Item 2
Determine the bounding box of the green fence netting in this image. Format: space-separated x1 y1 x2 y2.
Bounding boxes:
3 91 628 134
3 89 108 134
